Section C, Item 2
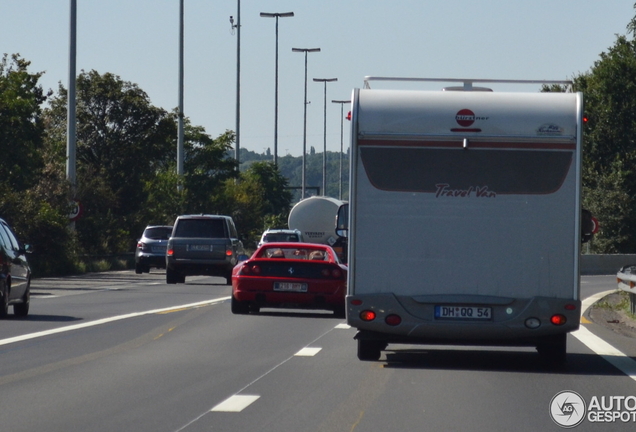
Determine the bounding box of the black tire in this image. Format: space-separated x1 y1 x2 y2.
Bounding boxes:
13 287 29 317
537 333 567 367
135 263 143 274
357 339 384 361
0 283 8 319
225 274 233 286
231 295 249 315
166 267 178 284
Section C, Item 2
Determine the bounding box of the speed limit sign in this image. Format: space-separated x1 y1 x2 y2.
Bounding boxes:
69 200 82 221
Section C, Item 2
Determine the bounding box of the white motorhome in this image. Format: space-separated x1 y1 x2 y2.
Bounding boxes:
345 77 584 364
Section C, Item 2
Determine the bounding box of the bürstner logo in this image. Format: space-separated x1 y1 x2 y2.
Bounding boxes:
455 109 475 127
550 391 586 428
537 123 564 136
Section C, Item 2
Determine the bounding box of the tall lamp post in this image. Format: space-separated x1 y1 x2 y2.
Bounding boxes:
177 0 185 188
332 99 350 200
230 1 241 168
260 12 294 166
313 78 337 196
292 47 320 199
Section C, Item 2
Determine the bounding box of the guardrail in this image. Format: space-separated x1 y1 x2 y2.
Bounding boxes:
615 265 636 315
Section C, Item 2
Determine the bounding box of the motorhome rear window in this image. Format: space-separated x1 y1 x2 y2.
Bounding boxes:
359 145 573 195
174 219 226 238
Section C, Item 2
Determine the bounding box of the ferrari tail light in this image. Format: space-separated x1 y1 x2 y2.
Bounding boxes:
321 266 345 279
239 264 261 275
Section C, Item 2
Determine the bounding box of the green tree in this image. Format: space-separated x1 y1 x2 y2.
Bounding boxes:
573 34 636 252
0 54 48 191
45 70 176 253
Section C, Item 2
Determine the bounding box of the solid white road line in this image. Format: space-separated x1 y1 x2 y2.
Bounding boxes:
0 297 230 347
572 289 636 383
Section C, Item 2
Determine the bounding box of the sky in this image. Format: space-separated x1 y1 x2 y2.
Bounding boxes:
1 1 634 158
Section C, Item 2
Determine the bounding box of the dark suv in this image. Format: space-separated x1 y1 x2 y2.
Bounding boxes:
166 215 244 285
135 225 173 274
0 217 31 318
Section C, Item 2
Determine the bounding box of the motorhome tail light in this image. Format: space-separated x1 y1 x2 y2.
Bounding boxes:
360 310 376 321
385 314 402 326
550 314 567 326
564 304 577 311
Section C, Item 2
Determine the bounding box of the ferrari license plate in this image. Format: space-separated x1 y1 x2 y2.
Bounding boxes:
434 305 492 320
274 282 308 292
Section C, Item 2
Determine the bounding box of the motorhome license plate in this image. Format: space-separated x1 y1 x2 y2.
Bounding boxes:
274 282 308 292
434 305 492 320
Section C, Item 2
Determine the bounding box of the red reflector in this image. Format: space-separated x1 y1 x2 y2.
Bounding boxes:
350 299 363 306
550 314 567 326
385 314 401 326
564 304 576 311
360 310 376 321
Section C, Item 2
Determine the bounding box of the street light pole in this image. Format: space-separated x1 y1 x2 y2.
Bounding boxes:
230 1 241 169
260 12 294 167
67 0 77 196
177 0 184 189
313 78 337 196
292 48 320 199
332 99 350 200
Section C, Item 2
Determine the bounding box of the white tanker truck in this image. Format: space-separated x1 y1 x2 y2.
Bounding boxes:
288 196 348 263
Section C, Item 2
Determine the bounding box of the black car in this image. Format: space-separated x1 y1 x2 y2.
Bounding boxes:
0 217 32 318
135 225 173 274
166 215 244 285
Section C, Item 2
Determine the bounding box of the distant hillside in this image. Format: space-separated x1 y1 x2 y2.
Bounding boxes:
237 147 349 202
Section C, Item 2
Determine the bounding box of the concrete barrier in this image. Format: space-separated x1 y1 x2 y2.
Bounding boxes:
580 254 636 275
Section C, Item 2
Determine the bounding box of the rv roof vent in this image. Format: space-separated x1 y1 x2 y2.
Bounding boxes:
443 86 493 92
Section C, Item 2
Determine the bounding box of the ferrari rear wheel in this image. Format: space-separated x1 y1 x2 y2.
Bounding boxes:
231 295 249 314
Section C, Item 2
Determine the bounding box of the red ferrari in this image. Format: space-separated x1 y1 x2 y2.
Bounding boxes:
231 242 347 317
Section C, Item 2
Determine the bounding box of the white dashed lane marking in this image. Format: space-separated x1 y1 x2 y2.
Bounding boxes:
210 395 260 412
295 347 322 356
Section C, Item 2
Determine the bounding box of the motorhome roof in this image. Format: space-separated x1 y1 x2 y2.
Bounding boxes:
362 76 573 90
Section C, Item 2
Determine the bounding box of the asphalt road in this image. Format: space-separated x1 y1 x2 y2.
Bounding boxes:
0 271 634 431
